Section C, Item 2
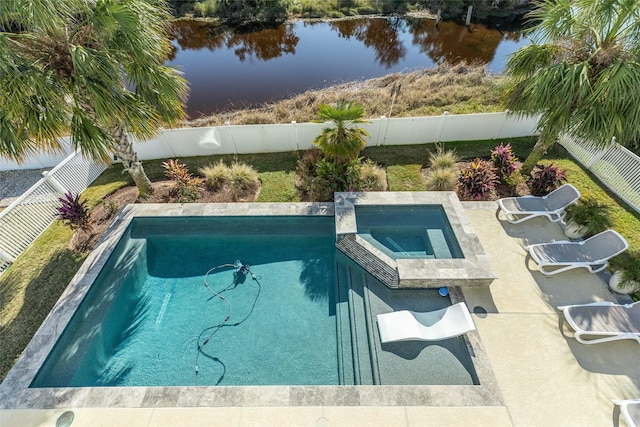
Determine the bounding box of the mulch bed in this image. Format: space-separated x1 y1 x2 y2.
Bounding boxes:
69 180 260 253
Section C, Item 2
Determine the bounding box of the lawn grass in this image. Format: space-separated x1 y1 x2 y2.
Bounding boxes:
0 222 85 379
544 144 640 251
2 136 640 382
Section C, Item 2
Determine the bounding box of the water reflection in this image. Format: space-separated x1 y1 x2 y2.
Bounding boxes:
329 18 407 69
168 18 528 117
171 20 299 61
227 25 299 62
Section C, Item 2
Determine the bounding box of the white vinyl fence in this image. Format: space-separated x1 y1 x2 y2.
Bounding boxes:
559 134 640 213
0 151 106 273
0 138 75 171
130 112 541 160
0 111 539 273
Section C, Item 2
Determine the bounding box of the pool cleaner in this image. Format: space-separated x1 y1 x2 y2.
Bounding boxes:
194 260 261 385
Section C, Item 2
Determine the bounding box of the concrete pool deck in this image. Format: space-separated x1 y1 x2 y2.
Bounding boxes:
1 201 639 426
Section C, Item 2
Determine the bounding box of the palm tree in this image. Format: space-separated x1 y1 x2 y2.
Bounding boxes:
313 101 370 164
504 0 640 172
0 0 188 197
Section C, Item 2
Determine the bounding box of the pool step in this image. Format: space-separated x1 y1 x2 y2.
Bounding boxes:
335 259 355 385
336 235 400 289
335 254 376 385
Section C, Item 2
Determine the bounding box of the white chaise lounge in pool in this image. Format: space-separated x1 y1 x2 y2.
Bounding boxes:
376 302 475 344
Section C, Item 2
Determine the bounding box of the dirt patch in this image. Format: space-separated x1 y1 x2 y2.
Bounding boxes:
68 180 260 253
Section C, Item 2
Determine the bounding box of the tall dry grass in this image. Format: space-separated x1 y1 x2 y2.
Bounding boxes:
184 62 504 127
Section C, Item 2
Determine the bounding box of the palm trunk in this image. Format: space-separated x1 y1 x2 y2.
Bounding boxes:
521 132 556 174
112 126 154 197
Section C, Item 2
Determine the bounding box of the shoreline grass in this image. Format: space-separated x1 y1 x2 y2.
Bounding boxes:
185 63 505 126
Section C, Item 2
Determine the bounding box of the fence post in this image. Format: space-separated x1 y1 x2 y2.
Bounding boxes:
494 110 509 139
586 136 616 170
435 111 449 142
42 170 67 195
225 121 238 156
291 121 299 151
374 116 385 146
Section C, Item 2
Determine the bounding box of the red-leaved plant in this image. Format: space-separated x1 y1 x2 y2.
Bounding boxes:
528 162 567 196
57 192 92 232
490 143 522 179
458 158 498 200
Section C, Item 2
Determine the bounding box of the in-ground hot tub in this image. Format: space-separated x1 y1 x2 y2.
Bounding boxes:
334 191 496 288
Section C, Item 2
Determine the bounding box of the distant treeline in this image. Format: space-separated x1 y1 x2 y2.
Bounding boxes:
169 0 533 29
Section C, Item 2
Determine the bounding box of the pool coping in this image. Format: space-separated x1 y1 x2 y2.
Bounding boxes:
0 201 503 409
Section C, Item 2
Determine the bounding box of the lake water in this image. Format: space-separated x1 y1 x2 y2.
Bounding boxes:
168 18 529 118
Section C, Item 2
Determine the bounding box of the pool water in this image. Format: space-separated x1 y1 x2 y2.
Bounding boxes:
32 217 341 387
355 205 463 259
31 215 478 388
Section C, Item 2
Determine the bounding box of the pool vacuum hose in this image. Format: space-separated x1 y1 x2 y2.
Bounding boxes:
195 260 261 384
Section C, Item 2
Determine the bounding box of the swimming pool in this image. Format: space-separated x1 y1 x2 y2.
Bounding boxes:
0 201 502 409
31 216 344 387
30 216 477 389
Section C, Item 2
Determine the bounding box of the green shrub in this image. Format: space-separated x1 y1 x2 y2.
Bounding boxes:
358 159 387 191
229 162 260 200
503 170 528 195
192 0 217 17
101 199 120 218
425 167 458 191
564 197 613 237
200 160 231 191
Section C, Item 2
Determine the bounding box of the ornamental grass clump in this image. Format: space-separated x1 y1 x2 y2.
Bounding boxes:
425 167 458 191
358 159 387 191
425 144 458 191
229 162 260 200
200 160 232 191
57 192 92 232
457 158 498 200
428 144 458 170
528 162 567 196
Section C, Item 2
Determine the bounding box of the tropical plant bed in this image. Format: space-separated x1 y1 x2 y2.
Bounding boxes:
68 180 260 253
422 160 530 201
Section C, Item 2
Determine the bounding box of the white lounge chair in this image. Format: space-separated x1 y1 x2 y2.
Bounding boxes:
376 302 475 344
558 301 640 344
527 229 629 276
497 183 581 224
613 399 640 427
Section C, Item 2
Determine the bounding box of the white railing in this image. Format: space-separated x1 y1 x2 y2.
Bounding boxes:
0 151 106 273
559 134 640 213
